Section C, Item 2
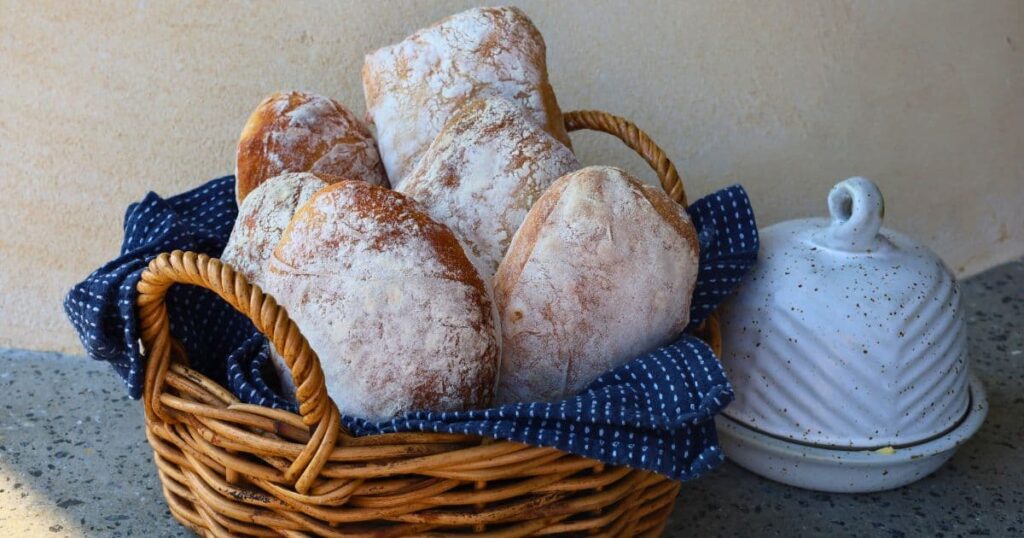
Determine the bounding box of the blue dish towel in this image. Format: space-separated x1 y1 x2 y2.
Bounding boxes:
64 175 758 481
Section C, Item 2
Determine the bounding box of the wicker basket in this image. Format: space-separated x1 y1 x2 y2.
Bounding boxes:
136 110 722 537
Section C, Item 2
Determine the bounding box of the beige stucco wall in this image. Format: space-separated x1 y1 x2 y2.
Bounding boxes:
2 0 1022 354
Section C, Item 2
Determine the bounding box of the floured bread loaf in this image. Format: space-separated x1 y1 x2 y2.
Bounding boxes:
235 91 387 202
264 181 500 420
221 172 328 287
363 6 570 188
398 97 579 281
494 166 700 404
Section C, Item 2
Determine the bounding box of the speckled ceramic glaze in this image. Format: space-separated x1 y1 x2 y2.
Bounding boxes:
720 177 970 449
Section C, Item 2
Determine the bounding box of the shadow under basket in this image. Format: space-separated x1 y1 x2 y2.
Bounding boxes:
136 110 723 537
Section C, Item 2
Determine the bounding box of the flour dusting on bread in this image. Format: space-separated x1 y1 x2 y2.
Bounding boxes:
221 172 327 287
399 97 579 281
363 6 570 188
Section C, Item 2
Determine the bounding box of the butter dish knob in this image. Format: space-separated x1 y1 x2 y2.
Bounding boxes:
824 177 885 252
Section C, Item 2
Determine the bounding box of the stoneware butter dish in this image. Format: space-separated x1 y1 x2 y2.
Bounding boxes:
716 176 987 493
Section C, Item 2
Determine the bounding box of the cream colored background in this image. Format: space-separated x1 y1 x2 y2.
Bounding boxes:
1 0 1022 353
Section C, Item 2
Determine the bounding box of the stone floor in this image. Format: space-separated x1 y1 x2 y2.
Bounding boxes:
1 260 1020 536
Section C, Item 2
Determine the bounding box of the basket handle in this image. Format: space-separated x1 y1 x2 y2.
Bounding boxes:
563 110 688 207
137 251 341 493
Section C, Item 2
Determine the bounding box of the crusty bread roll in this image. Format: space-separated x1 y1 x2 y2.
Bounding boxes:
398 97 579 281
264 181 500 420
235 91 387 203
221 172 329 288
363 6 570 189
494 166 700 404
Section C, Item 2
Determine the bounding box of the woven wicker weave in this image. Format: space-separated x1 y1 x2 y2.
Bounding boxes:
137 110 722 537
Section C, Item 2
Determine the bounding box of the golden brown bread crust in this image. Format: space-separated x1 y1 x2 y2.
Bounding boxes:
235 91 387 203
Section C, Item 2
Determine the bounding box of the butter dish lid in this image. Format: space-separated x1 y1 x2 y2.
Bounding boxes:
719 177 969 448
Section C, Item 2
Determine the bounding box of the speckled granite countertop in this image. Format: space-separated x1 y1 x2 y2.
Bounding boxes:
1 260 1020 537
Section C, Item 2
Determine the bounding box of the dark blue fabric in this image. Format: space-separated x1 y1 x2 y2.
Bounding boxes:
64 176 758 481
64 177 245 397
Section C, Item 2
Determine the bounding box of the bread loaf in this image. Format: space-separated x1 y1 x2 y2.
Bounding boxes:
235 91 387 202
221 172 328 288
363 6 570 188
398 97 579 281
264 181 500 420
494 166 700 403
